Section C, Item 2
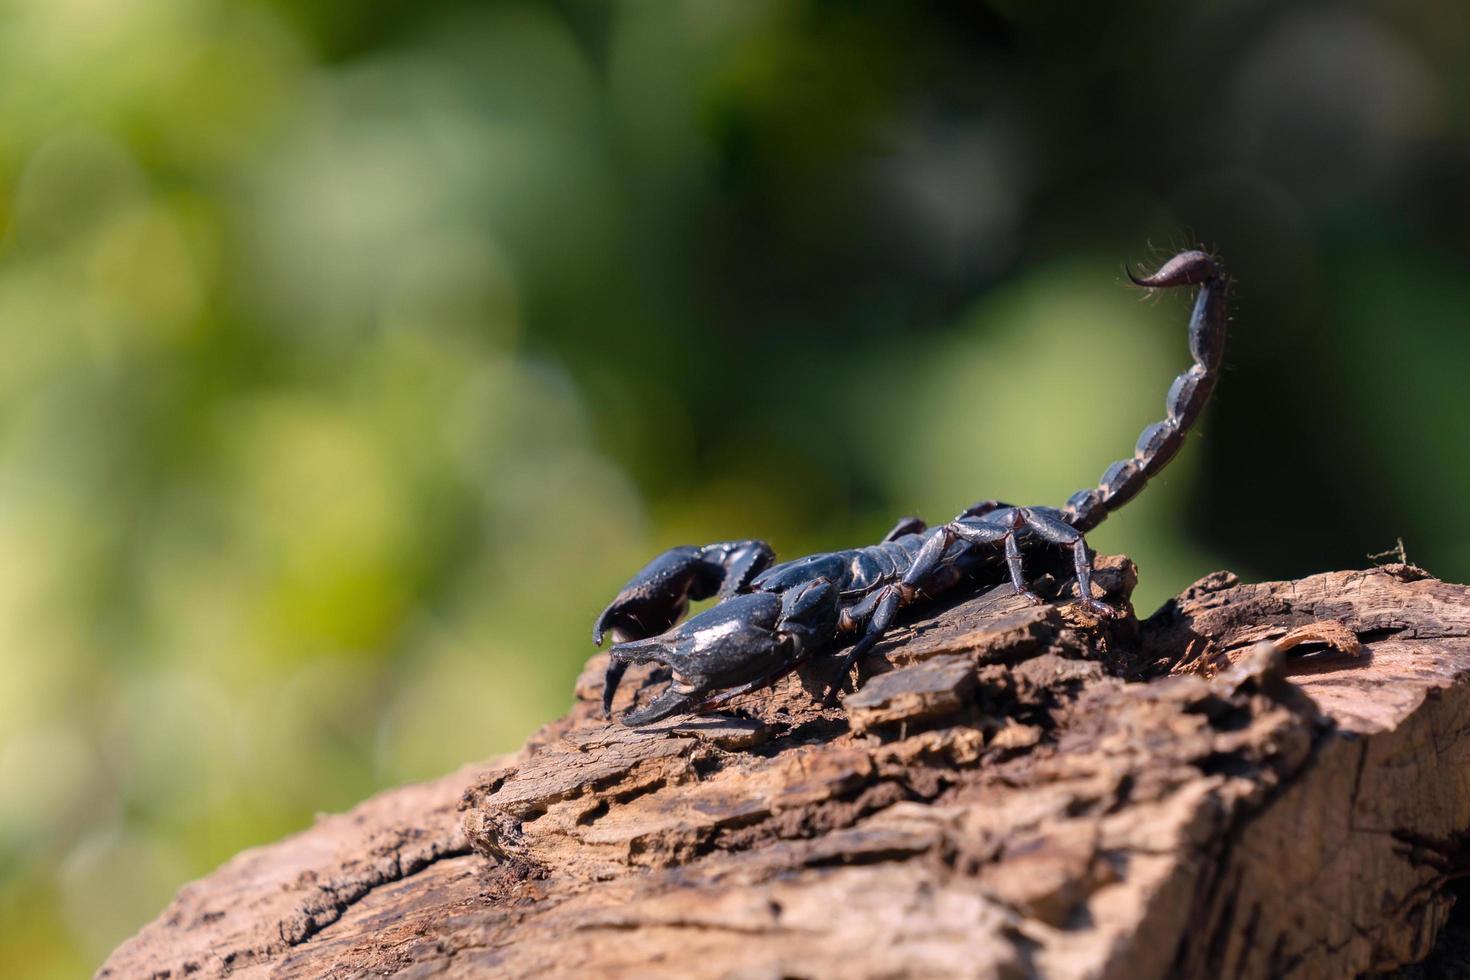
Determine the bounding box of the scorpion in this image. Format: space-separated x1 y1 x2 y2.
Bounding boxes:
595 250 1227 726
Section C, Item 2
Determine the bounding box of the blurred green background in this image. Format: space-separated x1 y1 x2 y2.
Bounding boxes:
1 0 1467 973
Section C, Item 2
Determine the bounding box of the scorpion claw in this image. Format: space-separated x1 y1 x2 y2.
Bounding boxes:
593 547 701 647
602 593 794 726
594 541 775 646
620 685 701 727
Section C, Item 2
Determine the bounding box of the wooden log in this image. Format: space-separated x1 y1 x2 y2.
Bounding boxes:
99 559 1470 979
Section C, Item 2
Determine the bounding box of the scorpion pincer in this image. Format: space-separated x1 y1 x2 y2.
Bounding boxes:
595 250 1228 726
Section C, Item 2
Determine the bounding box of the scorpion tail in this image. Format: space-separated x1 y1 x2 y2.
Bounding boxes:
1061 250 1228 534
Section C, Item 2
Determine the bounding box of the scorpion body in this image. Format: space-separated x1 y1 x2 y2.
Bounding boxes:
597 250 1227 726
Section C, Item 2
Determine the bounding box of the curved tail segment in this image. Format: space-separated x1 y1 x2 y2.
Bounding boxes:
1061 250 1228 534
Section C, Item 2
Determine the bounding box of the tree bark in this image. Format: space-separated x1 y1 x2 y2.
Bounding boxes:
100 558 1470 979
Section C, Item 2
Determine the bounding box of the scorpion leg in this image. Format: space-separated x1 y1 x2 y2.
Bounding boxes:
893 512 1007 597
942 507 1046 606
824 585 902 705
593 539 775 645
1020 509 1117 618
1002 530 1045 606
956 499 1011 520
826 515 1011 703
882 516 927 542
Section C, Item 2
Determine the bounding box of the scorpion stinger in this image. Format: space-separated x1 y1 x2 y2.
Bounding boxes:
595 249 1228 725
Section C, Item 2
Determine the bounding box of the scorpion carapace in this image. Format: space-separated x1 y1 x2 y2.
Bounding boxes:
596 250 1227 726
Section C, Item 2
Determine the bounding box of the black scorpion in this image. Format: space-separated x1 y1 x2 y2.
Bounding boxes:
596 250 1227 726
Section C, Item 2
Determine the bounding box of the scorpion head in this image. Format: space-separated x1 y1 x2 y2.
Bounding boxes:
602 591 802 726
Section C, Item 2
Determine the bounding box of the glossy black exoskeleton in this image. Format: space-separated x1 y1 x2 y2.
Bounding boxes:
596 250 1228 726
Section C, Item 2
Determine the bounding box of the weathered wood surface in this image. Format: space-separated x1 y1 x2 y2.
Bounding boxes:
100 559 1470 979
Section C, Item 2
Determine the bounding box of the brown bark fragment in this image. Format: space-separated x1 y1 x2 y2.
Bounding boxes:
100 561 1470 979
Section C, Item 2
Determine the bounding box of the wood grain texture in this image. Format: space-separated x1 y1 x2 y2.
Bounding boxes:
99 559 1470 979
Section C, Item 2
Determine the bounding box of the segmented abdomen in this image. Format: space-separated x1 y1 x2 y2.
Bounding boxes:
751 532 940 597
